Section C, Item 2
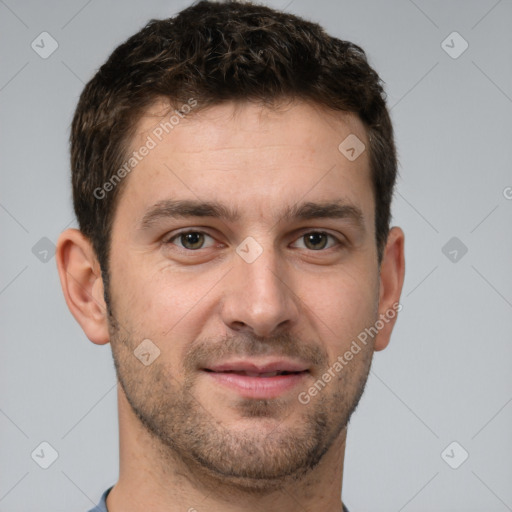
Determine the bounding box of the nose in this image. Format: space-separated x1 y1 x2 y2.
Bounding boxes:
220 243 300 338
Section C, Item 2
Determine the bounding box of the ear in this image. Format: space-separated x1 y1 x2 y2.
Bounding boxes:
55 228 110 345
374 226 405 351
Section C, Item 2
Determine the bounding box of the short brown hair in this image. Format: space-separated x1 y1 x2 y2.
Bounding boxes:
70 0 397 287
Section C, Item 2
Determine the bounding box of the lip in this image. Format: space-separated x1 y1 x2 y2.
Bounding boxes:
204 359 309 374
201 359 310 399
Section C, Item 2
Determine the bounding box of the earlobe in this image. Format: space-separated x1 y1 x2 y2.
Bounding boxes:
55 228 110 345
374 226 405 352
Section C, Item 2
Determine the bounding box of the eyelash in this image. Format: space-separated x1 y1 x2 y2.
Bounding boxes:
164 230 344 252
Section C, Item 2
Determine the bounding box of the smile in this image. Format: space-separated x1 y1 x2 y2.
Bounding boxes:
201 368 309 399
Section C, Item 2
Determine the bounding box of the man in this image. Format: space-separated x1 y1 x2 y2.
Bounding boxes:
56 1 405 510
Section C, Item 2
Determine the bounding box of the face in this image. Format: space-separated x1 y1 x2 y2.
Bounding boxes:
106 100 382 490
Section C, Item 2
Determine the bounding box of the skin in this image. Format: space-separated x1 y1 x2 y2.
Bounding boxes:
57 99 405 512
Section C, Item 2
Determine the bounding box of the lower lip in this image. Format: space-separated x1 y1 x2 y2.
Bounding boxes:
202 371 309 399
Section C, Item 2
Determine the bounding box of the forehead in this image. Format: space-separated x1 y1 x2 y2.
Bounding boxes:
135 98 368 155
116 99 373 227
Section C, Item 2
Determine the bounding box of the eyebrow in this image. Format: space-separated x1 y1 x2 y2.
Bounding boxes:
139 199 365 231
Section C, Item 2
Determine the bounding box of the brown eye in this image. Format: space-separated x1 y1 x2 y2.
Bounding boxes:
304 233 328 250
292 232 340 251
180 232 204 249
167 231 215 250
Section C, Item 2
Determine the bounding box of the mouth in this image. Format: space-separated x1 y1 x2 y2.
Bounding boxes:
201 360 310 399
203 369 305 377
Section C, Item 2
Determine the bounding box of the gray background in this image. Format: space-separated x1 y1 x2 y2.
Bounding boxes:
1 0 511 511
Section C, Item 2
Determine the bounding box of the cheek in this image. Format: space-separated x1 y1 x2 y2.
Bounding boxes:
302 268 379 354
114 263 220 344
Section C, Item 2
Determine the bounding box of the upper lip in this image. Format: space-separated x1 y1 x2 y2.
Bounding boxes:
203 359 310 373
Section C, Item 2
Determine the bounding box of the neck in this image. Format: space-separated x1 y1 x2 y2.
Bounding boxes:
107 386 347 512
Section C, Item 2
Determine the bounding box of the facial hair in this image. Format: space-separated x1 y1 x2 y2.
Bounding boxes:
107 298 375 494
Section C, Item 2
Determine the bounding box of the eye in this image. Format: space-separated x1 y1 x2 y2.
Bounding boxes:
292 231 341 251
166 231 216 250
164 230 342 252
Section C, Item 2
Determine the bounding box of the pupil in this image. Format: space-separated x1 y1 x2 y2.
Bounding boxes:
306 233 326 250
183 232 203 249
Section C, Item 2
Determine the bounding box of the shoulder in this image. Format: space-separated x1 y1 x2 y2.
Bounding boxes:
86 486 113 512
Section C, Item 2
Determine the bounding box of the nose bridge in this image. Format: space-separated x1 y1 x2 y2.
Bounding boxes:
222 237 298 336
